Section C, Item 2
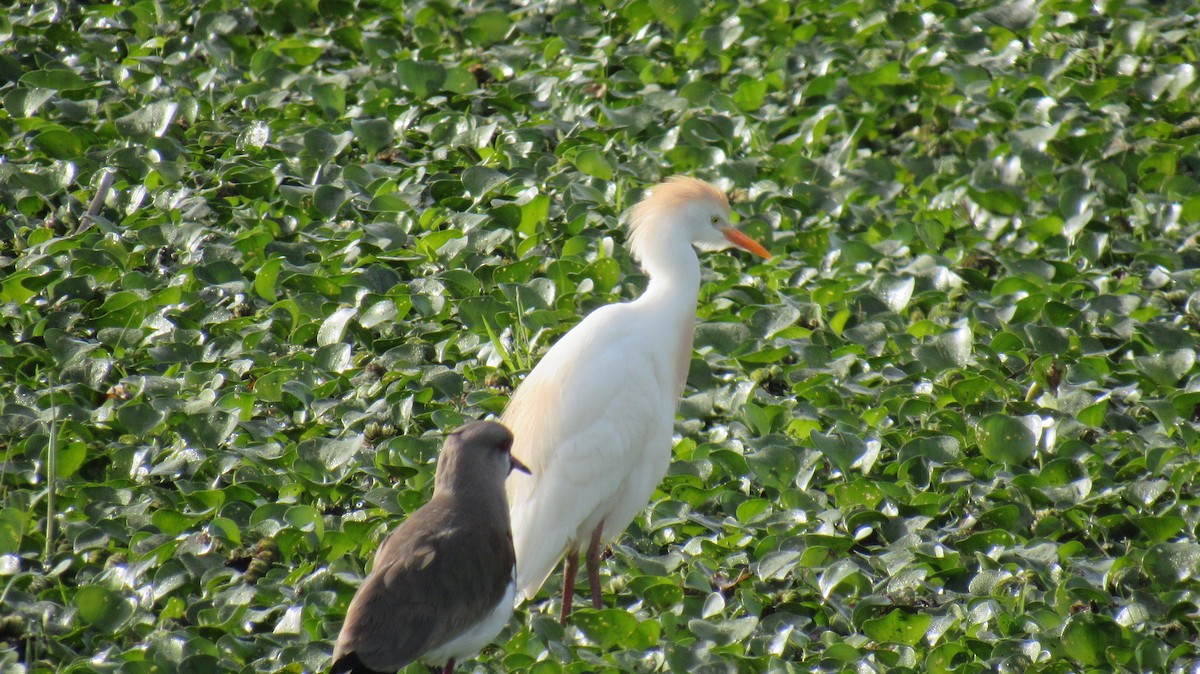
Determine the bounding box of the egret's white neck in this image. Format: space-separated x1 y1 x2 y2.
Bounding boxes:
633 225 701 311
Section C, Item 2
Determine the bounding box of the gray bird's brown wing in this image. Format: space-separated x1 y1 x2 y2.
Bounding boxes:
332 499 516 672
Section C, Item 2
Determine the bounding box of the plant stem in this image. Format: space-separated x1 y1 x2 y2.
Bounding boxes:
43 373 58 569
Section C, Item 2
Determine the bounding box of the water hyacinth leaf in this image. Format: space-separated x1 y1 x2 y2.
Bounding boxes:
969 187 1024 215
314 185 347 218
694 322 751 353
688 616 758 646
914 327 972 370
284 504 324 536
572 148 614 180
1135 348 1195 386
462 166 507 198
573 609 639 650
273 37 325 65
0 509 25 554
298 435 363 472
978 414 1036 465
465 10 511 45
180 411 239 449
649 0 699 34
397 59 446 98
21 68 88 90
755 550 801 580
1135 516 1185 544
899 436 961 464
42 329 95 366
316 343 353 372
32 127 82 158
359 299 398 329
304 128 350 163
811 430 868 475
819 559 866 599
875 275 915 312
586 257 621 291
5 87 55 117
1061 612 1127 666
75 586 134 632
4 1 1200 672
313 82 346 118
351 118 393 155
318 307 357 346
116 100 178 138
1143 542 1200 586
255 257 283 302
863 609 931 646
56 439 87 478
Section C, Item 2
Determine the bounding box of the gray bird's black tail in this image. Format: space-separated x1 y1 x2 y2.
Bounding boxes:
330 653 389 674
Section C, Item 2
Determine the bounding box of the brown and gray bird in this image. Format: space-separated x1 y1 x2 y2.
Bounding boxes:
331 421 528 674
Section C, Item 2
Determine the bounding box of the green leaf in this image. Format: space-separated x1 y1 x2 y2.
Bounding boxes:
32 127 82 158
863 609 930 646
1061 612 1126 666
648 0 699 34
318 307 357 346
21 68 88 91
688 616 758 646
255 257 283 302
465 10 512 45
1135 349 1195 386
899 436 961 464
0 508 26 554
462 166 507 198
914 327 972 370
351 117 393 154
397 59 446 98
297 435 363 473
811 430 868 475
572 148 614 180
303 128 350 162
969 187 1024 215
734 78 768 112
115 100 178 138
359 299 399 329
1143 542 1200 586
585 257 621 291
573 608 639 650
1135 516 1185 544
56 439 86 478
314 184 347 218
312 82 346 118
75 586 134 632
977 414 1036 465
819 559 865 599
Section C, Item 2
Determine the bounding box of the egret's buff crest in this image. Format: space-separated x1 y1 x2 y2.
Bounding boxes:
627 176 730 261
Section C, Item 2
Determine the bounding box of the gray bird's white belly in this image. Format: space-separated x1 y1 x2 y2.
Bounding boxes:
422 578 516 666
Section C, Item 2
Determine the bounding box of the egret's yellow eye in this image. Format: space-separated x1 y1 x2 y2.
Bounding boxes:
711 215 720 224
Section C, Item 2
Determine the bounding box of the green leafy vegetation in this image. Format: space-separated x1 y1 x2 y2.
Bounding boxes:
2 0 1200 672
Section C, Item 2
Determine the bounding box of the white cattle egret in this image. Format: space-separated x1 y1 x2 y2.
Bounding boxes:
503 176 771 623
332 421 529 674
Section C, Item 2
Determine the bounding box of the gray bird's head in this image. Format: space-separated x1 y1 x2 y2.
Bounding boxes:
435 421 528 495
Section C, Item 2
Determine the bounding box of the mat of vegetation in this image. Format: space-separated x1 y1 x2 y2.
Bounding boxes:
3 0 1200 672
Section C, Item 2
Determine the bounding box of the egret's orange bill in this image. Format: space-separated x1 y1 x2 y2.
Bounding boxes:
723 228 772 259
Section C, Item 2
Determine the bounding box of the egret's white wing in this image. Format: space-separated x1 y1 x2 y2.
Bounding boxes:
504 302 678 599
